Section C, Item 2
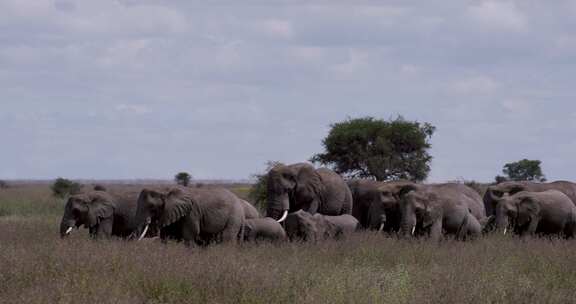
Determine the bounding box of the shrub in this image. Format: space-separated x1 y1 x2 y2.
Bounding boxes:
50 178 83 198
248 161 283 211
0 180 8 189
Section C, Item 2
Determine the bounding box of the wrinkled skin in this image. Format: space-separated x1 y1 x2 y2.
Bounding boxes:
495 190 576 238
377 183 486 241
243 217 286 243
348 179 411 231
133 187 245 246
59 190 140 239
484 181 576 217
284 210 359 242
266 163 352 222
240 199 261 219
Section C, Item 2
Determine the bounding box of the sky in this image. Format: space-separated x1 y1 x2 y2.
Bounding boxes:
1 0 576 182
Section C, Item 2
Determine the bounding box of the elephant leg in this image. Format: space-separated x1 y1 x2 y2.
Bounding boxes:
523 217 539 237
182 217 200 247
96 218 113 239
429 220 443 242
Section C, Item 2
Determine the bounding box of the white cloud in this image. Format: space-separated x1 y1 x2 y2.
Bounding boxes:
466 1 527 32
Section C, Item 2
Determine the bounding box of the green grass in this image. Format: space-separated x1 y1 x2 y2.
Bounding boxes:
2 184 576 303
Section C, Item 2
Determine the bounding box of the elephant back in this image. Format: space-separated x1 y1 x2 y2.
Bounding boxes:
316 168 353 216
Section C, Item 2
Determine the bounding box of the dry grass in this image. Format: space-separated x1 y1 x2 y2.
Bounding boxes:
2 184 576 304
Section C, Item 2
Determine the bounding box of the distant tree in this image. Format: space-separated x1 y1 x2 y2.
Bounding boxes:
311 116 435 181
174 172 192 187
93 184 107 191
499 159 546 182
248 161 283 211
51 178 83 198
494 175 508 184
0 180 8 189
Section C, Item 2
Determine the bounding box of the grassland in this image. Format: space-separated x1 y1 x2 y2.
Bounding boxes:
2 184 576 304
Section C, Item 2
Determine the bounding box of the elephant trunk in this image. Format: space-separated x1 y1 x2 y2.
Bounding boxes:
495 203 509 234
267 193 290 222
400 207 417 237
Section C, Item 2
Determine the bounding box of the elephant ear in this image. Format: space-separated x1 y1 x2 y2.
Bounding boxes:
517 197 540 228
87 193 115 228
160 189 193 227
421 192 441 228
294 164 325 202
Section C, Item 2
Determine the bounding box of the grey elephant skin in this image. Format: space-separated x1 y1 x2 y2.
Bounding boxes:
377 182 486 241
484 181 576 217
495 190 576 238
134 187 245 246
240 199 261 219
266 163 353 222
284 210 359 242
243 217 286 243
348 179 411 231
60 190 140 239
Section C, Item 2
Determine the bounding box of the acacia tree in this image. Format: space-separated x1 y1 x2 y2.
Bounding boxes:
311 116 435 181
496 159 546 183
174 172 192 186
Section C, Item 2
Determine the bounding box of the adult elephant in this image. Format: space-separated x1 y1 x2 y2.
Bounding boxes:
494 190 576 238
348 179 412 231
484 181 576 217
59 190 140 239
134 187 244 246
377 182 487 240
266 163 353 222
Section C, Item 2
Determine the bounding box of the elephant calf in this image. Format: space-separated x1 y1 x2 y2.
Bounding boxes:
243 217 286 243
495 190 576 238
285 210 359 242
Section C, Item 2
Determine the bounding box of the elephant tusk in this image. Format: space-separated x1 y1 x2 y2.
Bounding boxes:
65 227 73 235
411 226 416 235
277 210 289 223
503 228 507 235
379 223 385 231
138 224 149 241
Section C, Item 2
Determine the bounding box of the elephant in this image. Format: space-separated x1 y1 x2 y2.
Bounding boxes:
240 199 261 219
266 163 353 223
376 182 487 240
484 181 576 217
284 210 359 242
59 189 140 239
133 187 245 246
243 217 286 243
348 179 411 231
494 190 576 238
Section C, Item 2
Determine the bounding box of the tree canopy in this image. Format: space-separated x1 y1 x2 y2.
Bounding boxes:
496 159 546 183
311 116 435 181
174 172 192 186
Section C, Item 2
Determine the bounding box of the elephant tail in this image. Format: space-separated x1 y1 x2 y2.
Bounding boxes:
456 211 471 241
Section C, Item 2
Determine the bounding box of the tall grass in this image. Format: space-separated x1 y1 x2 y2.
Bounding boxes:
2 184 576 303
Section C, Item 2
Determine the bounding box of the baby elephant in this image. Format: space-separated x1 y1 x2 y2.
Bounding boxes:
495 190 576 238
285 210 360 242
243 217 287 243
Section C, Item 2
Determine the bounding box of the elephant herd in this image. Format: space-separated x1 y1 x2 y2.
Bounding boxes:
59 163 576 246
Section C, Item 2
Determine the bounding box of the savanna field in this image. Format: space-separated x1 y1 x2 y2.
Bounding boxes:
2 184 576 304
